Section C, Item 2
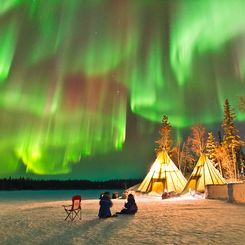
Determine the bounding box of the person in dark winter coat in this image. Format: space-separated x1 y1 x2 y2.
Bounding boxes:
98 192 113 218
117 194 138 215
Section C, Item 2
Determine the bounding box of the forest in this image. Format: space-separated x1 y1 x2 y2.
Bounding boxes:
0 178 140 191
155 98 245 181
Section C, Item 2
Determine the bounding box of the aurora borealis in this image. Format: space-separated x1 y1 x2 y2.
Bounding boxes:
0 0 245 180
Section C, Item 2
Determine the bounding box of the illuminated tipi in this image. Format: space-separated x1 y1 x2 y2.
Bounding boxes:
137 149 187 195
137 115 187 195
182 153 227 193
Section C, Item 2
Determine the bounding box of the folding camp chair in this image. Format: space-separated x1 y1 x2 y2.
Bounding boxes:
63 195 81 221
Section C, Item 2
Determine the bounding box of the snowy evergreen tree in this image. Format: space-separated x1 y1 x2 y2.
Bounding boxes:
205 132 217 166
222 99 244 179
155 115 172 153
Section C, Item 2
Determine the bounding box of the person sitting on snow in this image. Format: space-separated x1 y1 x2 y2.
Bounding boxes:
98 192 113 218
117 194 138 215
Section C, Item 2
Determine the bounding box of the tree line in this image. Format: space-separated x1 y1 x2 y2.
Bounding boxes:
0 177 141 191
157 98 245 181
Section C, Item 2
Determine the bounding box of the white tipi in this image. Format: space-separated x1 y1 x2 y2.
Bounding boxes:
182 153 227 193
137 149 187 195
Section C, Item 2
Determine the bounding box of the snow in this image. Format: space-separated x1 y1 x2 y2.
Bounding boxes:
0 195 245 245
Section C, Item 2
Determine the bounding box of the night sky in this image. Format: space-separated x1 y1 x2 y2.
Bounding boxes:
0 0 245 180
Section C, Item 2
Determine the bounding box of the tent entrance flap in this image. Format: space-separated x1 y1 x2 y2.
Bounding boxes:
151 180 165 194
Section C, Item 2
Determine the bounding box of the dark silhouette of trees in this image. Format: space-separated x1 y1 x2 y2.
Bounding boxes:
0 178 141 191
181 141 196 176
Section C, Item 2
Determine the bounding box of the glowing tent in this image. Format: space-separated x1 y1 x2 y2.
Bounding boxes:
182 153 227 193
137 149 187 195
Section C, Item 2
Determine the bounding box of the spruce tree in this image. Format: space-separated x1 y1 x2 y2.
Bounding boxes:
206 132 217 165
222 99 244 179
155 115 172 153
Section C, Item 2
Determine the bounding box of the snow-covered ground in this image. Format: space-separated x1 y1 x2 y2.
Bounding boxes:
0 195 244 245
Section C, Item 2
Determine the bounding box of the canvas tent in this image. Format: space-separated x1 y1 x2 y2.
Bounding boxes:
182 153 226 193
137 149 187 195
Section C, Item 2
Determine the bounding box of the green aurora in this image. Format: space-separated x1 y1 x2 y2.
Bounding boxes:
0 0 245 179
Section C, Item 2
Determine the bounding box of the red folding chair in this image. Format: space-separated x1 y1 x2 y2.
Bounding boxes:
63 195 81 221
